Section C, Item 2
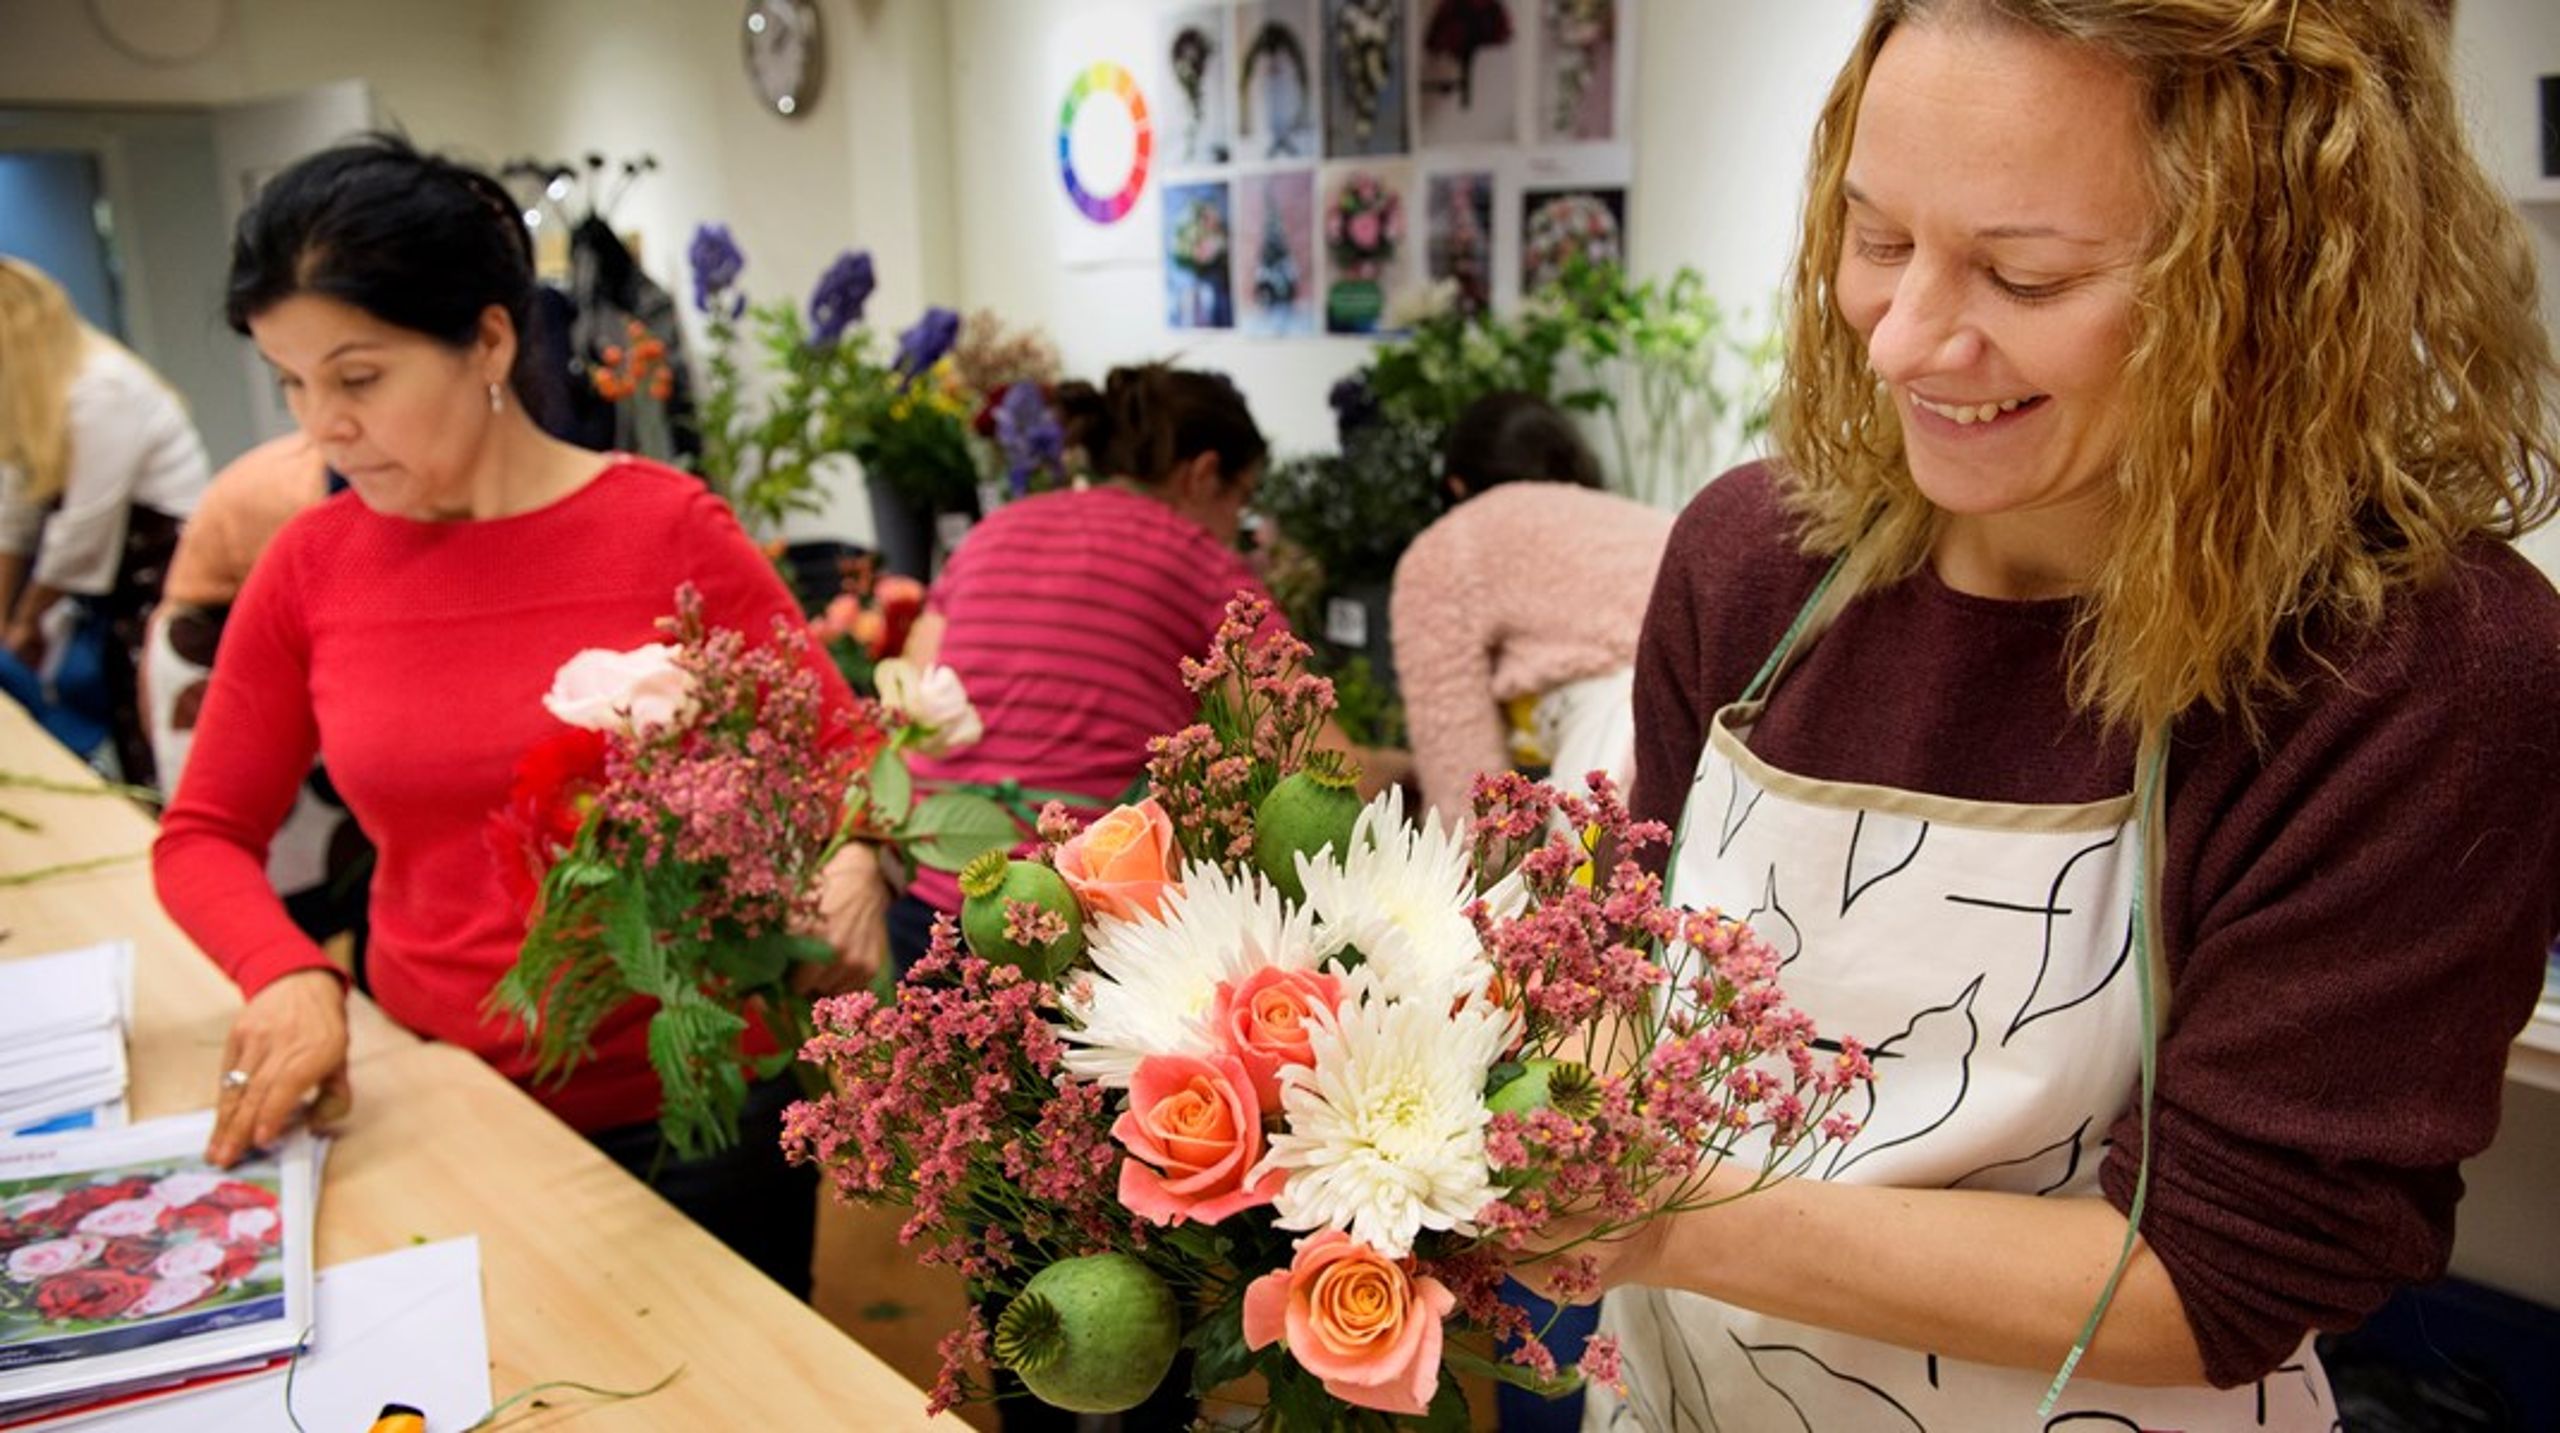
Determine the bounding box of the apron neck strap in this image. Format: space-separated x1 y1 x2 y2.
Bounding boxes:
2041 724 2170 1413
1739 545 1864 707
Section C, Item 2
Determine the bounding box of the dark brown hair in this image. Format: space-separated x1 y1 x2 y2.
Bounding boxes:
1055 363 1267 489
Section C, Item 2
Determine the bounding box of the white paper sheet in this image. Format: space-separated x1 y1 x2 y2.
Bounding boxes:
59 1238 489 1432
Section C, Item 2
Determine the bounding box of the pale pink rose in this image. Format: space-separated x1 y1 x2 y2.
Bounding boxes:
76 1199 168 1239
1111 1051 1281 1226
153 1240 228 1280
125 1273 215 1319
226 1208 280 1244
1214 966 1345 1114
150 1173 224 1207
1055 799 1181 922
873 659 985 755
1242 1231 1457 1416
1349 211 1380 251
542 643 693 733
7 1236 102 1282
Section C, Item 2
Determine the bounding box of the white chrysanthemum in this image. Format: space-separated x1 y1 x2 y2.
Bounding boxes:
1253 994 1516 1258
1296 786 1521 1008
1060 861 1336 1087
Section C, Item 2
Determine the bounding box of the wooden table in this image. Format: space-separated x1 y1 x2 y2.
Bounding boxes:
0 699 942 1427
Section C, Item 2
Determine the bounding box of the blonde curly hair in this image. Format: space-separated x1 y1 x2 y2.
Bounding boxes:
1774 0 2559 734
0 258 90 509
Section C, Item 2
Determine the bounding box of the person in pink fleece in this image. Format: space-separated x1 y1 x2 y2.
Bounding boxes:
1389 391 1672 822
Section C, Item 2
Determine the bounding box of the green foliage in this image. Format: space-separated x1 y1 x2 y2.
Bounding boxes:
897 792 1022 872
693 299 981 536
1322 654 1406 749
1256 416 1446 588
488 813 838 1163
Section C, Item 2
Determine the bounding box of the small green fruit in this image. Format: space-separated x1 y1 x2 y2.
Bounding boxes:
995 1253 1181 1414
1255 752 1364 904
959 851 1086 977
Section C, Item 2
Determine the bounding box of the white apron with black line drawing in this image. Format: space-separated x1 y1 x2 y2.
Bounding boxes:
1586 571 2337 1432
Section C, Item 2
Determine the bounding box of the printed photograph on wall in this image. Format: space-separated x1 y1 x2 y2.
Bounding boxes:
1164 181 1236 329
1521 184 1624 293
1162 7 1235 166
1322 163 1412 334
1537 0 1620 142
1417 0 1520 148
1236 0 1321 161
1425 170 1496 316
1235 169 1318 336
1323 0 1410 159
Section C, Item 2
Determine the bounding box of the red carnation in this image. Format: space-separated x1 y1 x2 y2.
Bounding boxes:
35 1269 152 1322
487 725 611 916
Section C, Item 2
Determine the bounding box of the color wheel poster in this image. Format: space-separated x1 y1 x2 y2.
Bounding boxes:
1051 12 1161 268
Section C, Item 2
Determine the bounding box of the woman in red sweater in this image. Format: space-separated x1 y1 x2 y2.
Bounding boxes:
1529 3 2560 1430
152 137 877 1296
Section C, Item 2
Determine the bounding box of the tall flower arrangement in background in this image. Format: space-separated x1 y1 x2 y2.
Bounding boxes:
685 228 996 534
784 595 1871 1423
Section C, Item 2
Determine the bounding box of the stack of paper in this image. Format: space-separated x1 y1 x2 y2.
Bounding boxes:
0 1113 318 1427
0 946 133 1138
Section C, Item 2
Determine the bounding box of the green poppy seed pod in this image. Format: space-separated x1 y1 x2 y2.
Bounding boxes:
996 1254 1180 1413
1254 750 1365 905
958 851 1086 978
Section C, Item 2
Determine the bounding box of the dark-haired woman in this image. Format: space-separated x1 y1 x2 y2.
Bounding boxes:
1389 390 1671 823
151 137 878 1297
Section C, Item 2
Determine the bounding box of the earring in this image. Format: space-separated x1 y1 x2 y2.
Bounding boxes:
487 382 505 415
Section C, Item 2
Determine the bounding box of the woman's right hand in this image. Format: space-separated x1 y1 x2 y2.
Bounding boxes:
207 968 352 1167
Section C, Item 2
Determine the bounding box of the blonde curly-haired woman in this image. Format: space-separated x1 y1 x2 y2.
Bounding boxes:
0 258 210 781
1529 2 2560 1428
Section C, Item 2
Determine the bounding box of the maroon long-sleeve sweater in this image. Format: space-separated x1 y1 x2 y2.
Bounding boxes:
1632 463 2560 1388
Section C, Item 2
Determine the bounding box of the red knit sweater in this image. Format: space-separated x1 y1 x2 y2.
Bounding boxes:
1632 464 2560 1387
153 459 851 1133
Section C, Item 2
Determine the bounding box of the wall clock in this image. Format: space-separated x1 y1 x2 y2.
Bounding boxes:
743 0 824 119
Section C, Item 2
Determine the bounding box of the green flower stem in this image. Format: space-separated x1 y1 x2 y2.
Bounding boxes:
0 851 145 887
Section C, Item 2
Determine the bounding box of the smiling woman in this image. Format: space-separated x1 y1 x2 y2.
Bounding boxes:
151 135 880 1303
1546 1 2560 1429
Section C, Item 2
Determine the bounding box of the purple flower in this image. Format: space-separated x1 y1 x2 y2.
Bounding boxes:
993 382 1064 496
807 250 876 347
893 306 962 384
688 224 746 316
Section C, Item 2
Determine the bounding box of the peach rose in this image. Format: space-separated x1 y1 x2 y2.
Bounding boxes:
1241 1231 1456 1416
1214 966 1345 1114
1111 1051 1280 1226
1056 799 1181 922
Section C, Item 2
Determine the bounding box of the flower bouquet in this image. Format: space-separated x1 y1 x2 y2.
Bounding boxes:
1523 192 1622 295
783 595 1871 1425
487 586 1017 1158
1326 173 1403 283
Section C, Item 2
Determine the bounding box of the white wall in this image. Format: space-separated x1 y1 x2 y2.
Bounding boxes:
939 0 1861 459
0 0 512 163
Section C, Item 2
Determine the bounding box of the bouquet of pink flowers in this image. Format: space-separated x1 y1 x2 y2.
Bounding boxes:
0 1168 282 1335
488 585 1016 1159
783 595 1871 1425
1326 173 1403 282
